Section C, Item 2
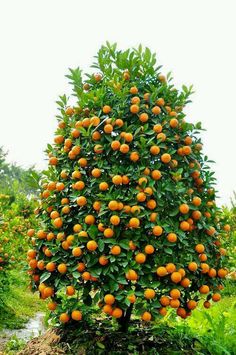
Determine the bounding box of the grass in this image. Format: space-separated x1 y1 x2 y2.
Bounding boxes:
163 294 236 355
0 268 46 330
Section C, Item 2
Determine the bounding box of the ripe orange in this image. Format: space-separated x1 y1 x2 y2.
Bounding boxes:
77 262 85 272
27 229 35 237
166 263 176 273
181 278 191 288
85 215 95 225
71 310 82 321
129 241 137 250
91 168 101 178
169 288 181 300
180 221 190 231
204 301 211 309
110 215 120 225
103 304 113 315
177 308 187 318
27 249 36 259
104 228 114 238
151 170 162 180
72 171 81 180
130 86 138 94
150 145 160 155
99 255 109 266
182 146 192 155
130 151 139 162
92 131 101 141
206 226 216 236
48 302 57 311
170 118 178 128
187 300 197 310
142 311 151 321
49 157 58 165
46 262 56 272
124 133 133 142
195 244 205 253
135 253 146 264
127 294 136 303
77 196 87 206
223 224 231 232
192 210 202 220
159 307 167 316
99 182 109 191
152 106 161 115
56 182 65 192
108 200 119 211
111 245 121 255
126 269 138 281
188 262 198 272
104 124 113 134
212 293 221 302
144 288 156 299
129 217 140 228
53 217 63 229
58 263 67 274
112 308 123 318
72 247 82 257
78 158 88 167
170 299 180 308
59 313 70 323
199 285 210 294
171 272 182 283
153 124 163 133
112 175 123 185
179 204 189 214
139 113 149 122
82 271 91 281
103 105 111 114
111 140 121 150
137 192 146 202
130 104 140 114
218 268 227 278
122 175 130 184
104 294 115 305
62 205 70 214
66 286 75 296
160 296 170 306
144 245 155 254
87 240 98 251
156 266 167 277
73 181 85 190
192 196 201 206
120 144 129 153
93 201 101 211
161 153 171 163
152 226 163 236
167 233 177 243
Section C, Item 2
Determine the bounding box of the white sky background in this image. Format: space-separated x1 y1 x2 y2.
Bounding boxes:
0 0 235 206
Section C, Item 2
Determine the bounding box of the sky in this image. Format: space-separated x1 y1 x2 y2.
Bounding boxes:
0 0 235 206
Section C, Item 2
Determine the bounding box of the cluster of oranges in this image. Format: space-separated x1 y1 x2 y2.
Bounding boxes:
28 45 230 325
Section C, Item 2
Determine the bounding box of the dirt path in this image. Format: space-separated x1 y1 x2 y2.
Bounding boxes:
0 312 46 353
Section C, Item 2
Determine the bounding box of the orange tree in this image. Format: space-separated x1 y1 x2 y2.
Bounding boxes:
28 43 230 331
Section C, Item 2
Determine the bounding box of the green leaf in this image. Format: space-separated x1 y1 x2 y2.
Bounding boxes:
87 225 98 239
96 342 105 349
40 272 51 283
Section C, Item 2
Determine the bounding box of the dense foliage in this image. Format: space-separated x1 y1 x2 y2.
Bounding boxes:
0 150 38 305
28 43 230 329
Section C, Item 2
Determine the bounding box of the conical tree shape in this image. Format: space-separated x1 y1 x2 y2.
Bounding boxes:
28 43 230 328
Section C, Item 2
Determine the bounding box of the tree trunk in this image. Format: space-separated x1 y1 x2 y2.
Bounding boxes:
117 304 133 332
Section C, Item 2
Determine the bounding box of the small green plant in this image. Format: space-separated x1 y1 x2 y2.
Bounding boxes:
4 335 25 354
